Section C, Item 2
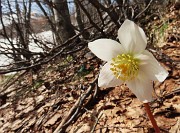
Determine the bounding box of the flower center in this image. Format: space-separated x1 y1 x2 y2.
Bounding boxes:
110 54 140 81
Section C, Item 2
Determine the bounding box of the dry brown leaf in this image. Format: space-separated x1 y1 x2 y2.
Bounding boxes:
11 119 23 131
126 118 141 128
44 112 62 127
125 106 144 119
35 95 45 103
71 123 91 133
84 73 94 78
156 116 177 130
169 117 180 133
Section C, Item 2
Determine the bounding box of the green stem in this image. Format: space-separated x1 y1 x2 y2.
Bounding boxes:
144 103 160 133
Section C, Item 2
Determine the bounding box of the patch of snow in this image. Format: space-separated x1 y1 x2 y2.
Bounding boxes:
0 15 15 29
0 30 54 66
36 30 54 43
0 54 12 66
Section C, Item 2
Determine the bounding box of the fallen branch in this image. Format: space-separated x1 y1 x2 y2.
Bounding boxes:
0 42 85 74
0 70 27 94
90 112 103 133
53 76 98 133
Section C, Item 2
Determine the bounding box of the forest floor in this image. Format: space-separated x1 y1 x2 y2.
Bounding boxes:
0 4 179 133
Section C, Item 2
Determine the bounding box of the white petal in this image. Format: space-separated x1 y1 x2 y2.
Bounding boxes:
88 39 124 61
118 19 147 53
126 70 153 102
98 62 123 88
138 50 169 82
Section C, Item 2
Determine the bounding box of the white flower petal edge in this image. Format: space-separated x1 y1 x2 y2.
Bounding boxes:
98 62 123 88
139 50 169 82
126 70 153 103
118 19 147 53
88 39 124 61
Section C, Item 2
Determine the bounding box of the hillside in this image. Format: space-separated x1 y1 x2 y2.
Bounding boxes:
0 2 179 133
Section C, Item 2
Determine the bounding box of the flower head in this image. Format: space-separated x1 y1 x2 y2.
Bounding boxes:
88 19 168 103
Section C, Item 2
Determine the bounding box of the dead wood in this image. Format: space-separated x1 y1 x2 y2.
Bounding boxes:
53 76 98 133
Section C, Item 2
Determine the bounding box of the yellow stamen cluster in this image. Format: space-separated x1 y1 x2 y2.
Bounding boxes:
110 54 140 81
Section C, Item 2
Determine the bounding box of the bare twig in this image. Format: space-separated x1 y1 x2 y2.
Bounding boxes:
0 40 85 74
0 70 27 94
89 0 120 27
134 0 153 19
67 81 99 128
75 0 106 37
53 76 98 133
90 112 103 133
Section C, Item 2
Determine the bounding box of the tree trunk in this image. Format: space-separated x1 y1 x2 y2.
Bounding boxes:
52 0 76 43
74 1 89 39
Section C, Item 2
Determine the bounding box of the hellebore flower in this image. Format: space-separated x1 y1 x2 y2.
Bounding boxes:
88 19 168 103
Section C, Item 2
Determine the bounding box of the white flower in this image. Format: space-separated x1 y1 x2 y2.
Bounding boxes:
88 19 168 103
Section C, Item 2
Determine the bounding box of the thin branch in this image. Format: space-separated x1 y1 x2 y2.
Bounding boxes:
0 27 93 74
53 76 98 133
134 0 153 19
89 0 120 27
90 112 103 133
0 43 78 74
75 0 106 37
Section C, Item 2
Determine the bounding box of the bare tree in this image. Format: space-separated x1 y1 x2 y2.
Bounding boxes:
89 0 120 27
52 0 76 43
0 0 160 75
74 1 89 39
0 0 2 18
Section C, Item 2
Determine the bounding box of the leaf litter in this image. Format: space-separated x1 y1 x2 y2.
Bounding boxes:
0 4 180 133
